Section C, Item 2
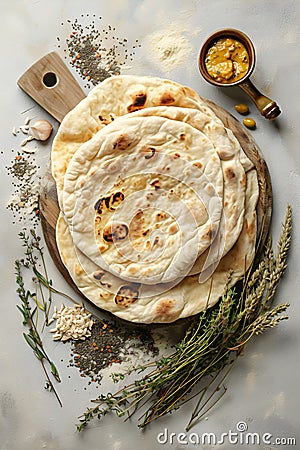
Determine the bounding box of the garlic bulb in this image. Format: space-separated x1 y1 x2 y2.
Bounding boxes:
30 119 53 141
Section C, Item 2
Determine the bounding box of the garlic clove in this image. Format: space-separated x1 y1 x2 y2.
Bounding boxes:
30 119 53 141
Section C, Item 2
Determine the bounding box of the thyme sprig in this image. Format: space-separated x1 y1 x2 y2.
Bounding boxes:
18 229 52 327
77 205 292 432
16 229 63 407
15 259 62 407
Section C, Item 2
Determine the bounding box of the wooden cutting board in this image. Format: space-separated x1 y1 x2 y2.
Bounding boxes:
18 52 272 313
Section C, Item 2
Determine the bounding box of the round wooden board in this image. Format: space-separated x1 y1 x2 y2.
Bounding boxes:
39 99 272 324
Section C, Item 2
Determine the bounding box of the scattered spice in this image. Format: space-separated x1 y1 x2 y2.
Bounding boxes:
5 114 54 226
69 319 158 385
58 15 141 88
6 151 41 227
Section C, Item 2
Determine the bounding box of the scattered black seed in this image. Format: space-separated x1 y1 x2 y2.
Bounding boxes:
69 318 158 385
58 15 141 89
5 149 41 227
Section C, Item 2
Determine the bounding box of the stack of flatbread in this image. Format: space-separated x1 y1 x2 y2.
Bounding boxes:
51 75 258 324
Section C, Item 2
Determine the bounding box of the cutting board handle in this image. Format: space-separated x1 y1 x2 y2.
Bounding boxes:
17 52 86 123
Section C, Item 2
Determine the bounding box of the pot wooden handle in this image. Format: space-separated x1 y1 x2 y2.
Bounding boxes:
239 78 281 120
17 52 86 123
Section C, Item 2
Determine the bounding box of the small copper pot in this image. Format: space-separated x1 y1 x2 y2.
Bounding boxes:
199 28 281 120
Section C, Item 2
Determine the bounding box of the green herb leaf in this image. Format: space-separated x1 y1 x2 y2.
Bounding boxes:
16 304 29 325
23 332 38 352
34 348 45 360
31 293 45 311
50 362 61 383
33 267 49 286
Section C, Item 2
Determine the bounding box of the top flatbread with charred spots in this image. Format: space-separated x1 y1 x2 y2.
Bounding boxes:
62 114 224 284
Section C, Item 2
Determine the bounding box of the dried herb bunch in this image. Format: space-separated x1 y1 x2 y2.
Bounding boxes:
77 205 292 432
15 230 62 406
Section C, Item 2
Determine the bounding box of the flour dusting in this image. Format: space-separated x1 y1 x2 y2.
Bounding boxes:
144 24 193 72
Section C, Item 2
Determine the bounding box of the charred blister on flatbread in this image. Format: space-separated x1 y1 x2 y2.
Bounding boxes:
205 225 217 243
172 152 181 159
144 147 156 159
160 92 175 105
193 161 203 169
94 191 125 214
93 271 105 280
153 236 160 246
156 211 167 220
115 285 140 307
94 197 106 214
154 298 178 322
103 223 129 243
98 114 115 125
104 196 111 209
93 271 112 289
150 179 161 191
113 133 135 151
225 166 236 180
112 191 125 204
127 92 147 112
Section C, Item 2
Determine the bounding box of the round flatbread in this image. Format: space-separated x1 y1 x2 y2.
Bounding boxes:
63 115 224 284
56 169 258 323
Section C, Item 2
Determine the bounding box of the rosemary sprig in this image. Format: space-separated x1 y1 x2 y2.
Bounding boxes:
77 205 292 432
15 259 62 407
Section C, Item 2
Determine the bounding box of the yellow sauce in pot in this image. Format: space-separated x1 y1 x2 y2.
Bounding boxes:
204 37 249 83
